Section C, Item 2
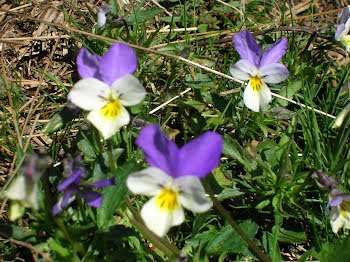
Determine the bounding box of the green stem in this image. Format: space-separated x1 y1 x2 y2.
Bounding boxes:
92 127 104 154
202 179 271 262
124 197 182 259
76 195 87 221
54 217 86 256
107 139 116 173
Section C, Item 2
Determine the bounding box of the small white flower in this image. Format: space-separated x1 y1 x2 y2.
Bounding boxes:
69 43 146 139
230 30 289 112
327 195 350 233
69 75 146 139
127 167 212 237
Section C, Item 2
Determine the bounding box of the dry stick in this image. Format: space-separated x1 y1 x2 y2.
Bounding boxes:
1 44 22 148
0 8 335 119
202 179 272 262
150 0 172 16
1 236 53 262
0 35 70 42
23 114 41 152
20 39 59 138
149 88 191 114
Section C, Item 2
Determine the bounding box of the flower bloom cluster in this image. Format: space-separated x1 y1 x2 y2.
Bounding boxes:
52 154 115 215
127 125 223 236
68 43 146 139
230 30 289 112
335 6 350 52
315 170 350 233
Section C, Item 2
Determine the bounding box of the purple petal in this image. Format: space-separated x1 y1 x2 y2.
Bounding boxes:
136 125 179 177
61 189 76 208
232 30 261 67
57 168 82 192
97 43 137 85
52 202 62 215
335 24 345 41
259 37 288 67
93 178 115 188
330 196 343 207
339 7 350 24
77 48 102 79
79 190 103 208
177 132 222 178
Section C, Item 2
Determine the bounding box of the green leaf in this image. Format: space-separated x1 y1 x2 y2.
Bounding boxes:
127 7 163 24
222 135 256 172
181 100 206 111
316 239 350 262
211 168 231 188
278 80 302 107
217 188 244 201
277 228 307 244
205 220 258 256
0 224 35 240
97 161 138 228
77 132 97 160
262 231 281 261
102 148 124 168
184 73 215 89
48 238 71 258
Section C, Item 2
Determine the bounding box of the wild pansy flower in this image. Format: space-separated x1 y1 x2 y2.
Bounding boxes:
230 30 289 112
335 6 350 52
68 43 146 139
326 194 350 233
315 170 350 233
52 154 114 215
4 153 49 221
97 4 112 28
127 125 222 237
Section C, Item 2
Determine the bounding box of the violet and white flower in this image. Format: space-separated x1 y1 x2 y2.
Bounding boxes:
68 43 146 139
326 194 350 233
127 125 222 237
335 6 350 52
230 30 289 112
4 153 49 220
52 156 114 215
97 4 112 28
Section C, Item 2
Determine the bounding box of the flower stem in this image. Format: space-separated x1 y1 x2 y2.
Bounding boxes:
107 139 116 173
202 178 271 262
124 196 182 259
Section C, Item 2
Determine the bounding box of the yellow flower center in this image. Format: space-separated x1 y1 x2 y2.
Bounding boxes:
344 35 350 48
250 76 263 92
156 187 179 211
100 98 122 120
340 201 348 216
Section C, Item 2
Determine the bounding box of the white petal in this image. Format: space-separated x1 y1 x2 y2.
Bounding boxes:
87 105 130 139
69 78 109 111
329 206 343 233
9 201 25 221
23 184 39 209
127 167 172 196
243 81 272 112
4 176 27 200
259 64 289 84
176 176 212 213
229 60 257 81
97 12 107 28
141 197 184 237
111 74 146 106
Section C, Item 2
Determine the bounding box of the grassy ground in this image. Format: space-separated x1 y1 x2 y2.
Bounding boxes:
0 0 350 261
